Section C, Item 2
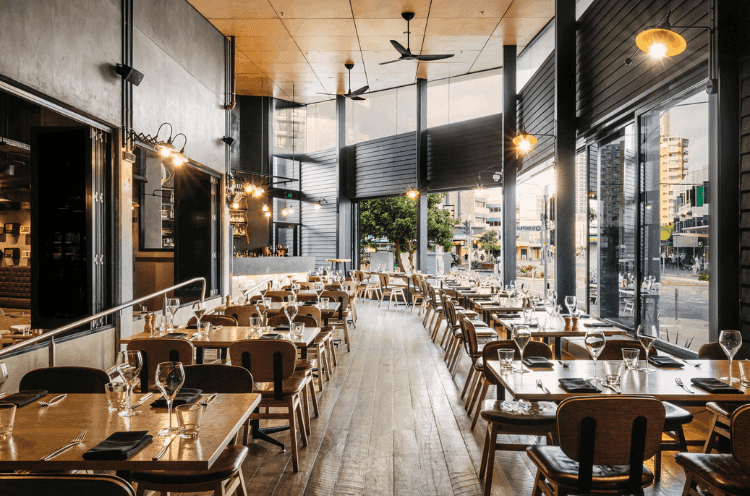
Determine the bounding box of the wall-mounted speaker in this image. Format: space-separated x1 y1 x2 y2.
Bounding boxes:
115 64 145 86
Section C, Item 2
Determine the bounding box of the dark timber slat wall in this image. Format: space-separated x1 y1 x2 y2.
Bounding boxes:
517 52 555 174
739 6 750 335
351 133 416 199
301 148 338 266
425 114 503 191
577 0 710 133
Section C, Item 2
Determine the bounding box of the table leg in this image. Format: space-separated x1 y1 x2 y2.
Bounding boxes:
483 309 489 325
195 348 205 365
554 337 561 360
496 385 506 401
301 347 308 359
219 349 228 361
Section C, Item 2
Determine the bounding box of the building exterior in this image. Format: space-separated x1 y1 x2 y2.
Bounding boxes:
659 113 690 226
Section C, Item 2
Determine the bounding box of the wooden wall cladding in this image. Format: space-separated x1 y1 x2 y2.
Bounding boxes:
738 7 750 334
350 133 417 199
517 51 555 175
425 114 503 192
577 0 710 133
300 149 338 267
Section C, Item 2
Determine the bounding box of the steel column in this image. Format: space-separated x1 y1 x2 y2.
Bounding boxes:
336 95 353 262
416 78 429 272
502 45 517 285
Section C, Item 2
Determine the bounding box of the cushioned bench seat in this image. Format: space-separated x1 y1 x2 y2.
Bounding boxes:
0 267 30 309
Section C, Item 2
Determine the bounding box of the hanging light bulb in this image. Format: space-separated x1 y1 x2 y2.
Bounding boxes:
634 12 686 60
253 186 263 198
513 131 538 156
245 183 253 194
288 205 294 214
314 202 322 210
262 204 269 212
406 188 419 199
264 211 271 218
232 201 240 209
170 134 187 165
282 207 289 216
154 123 176 158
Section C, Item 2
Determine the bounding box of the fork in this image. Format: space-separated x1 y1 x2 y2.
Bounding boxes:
675 377 695 394
536 379 551 394
557 360 569 369
200 393 218 407
41 430 87 460
39 394 67 407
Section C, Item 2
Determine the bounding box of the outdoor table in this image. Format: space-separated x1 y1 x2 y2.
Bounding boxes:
0 392 260 481
120 325 321 363
485 359 750 403
492 314 628 360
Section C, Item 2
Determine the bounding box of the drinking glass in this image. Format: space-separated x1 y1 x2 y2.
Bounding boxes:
497 349 515 370
584 330 606 382
156 361 185 436
720 330 743 382
522 308 534 324
622 348 640 370
116 350 144 417
636 325 658 372
315 283 325 301
166 298 180 330
105 382 128 412
191 301 206 329
513 326 532 373
0 363 7 394
0 404 16 439
738 360 750 387
603 361 624 386
543 300 555 330
291 322 305 339
176 404 203 439
151 314 163 337
195 322 209 339
320 297 330 310
284 302 298 329
565 295 577 316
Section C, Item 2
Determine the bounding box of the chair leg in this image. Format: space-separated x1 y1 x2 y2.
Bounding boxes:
479 423 491 479
483 423 498 496
465 371 481 411
328 336 338 367
461 368 475 399
703 414 720 453
531 470 545 496
471 380 490 430
308 379 320 418
343 321 351 352
288 397 300 472
300 379 311 436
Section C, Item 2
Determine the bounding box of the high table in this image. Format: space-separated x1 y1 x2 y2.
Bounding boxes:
485 359 750 403
0 392 260 481
326 258 351 273
492 314 628 360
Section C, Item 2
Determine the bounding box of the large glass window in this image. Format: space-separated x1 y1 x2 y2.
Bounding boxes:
516 165 555 292
427 70 503 127
640 91 709 352
346 85 416 145
306 101 336 153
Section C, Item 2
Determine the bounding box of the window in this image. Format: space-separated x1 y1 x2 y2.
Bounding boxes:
346 85 416 145
427 70 503 127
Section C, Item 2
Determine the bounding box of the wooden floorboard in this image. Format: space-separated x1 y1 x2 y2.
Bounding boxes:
184 300 701 496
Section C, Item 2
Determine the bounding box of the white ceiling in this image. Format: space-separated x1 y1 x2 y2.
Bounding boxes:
187 0 554 104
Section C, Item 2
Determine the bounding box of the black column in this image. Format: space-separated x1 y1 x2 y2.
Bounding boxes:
416 78 429 272
554 0 576 304
709 0 740 340
502 45 517 285
336 95 352 262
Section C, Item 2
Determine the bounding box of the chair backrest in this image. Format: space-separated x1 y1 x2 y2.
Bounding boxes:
378 273 390 288
322 290 349 319
427 284 439 306
127 339 195 393
481 340 553 385
229 340 297 399
224 305 264 325
182 364 254 393
596 339 656 360
731 404 750 468
341 281 357 296
699 342 750 360
0 474 136 496
267 290 293 301
297 282 314 290
556 396 665 493
309 276 321 282
296 305 322 326
354 271 365 283
325 283 343 290
187 314 237 327
267 314 317 328
461 319 480 358
19 366 110 394
443 297 457 327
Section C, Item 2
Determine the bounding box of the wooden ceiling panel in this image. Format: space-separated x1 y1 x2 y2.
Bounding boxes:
354 18 427 37
491 17 551 37
419 50 482 64
235 51 262 74
186 0 277 19
281 19 357 37
246 50 309 65
210 18 287 37
350 0 431 19
295 37 361 52
471 49 504 70
267 0 352 19
416 62 473 79
429 0 513 18
358 36 423 51
504 0 555 18
310 63 366 76
483 36 534 52
424 18 501 37
255 63 317 77
236 35 299 52
421 36 490 51
304 50 365 64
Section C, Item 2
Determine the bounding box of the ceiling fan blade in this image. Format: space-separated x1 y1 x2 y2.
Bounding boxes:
316 92 337 96
390 39 411 56
350 96 366 101
415 54 455 61
350 85 369 96
379 59 404 65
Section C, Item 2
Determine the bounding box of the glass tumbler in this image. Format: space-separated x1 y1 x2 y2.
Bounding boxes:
176 404 203 439
0 404 16 439
497 349 515 370
603 361 624 386
738 360 750 387
621 348 640 370
105 382 129 412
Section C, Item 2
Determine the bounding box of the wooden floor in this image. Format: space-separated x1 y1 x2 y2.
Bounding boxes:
200 301 706 495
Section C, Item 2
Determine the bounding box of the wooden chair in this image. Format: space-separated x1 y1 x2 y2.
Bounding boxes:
595 339 656 360
297 306 333 386
308 276 321 283
229 340 308 472
249 294 283 303
410 274 425 312
321 290 352 352
676 404 750 496
19 366 110 393
377 273 407 309
424 284 444 340
187 314 237 327
0 474 135 495
698 342 750 360
224 305 264 326
526 396 665 495
266 290 293 301
341 281 358 325
324 283 343 290
470 340 554 430
127 339 194 393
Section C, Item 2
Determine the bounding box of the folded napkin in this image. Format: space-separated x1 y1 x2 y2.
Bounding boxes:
453 287 472 290
162 332 188 339
523 357 553 368
261 333 284 340
500 313 521 318
303 301 317 306
185 324 200 329
274 324 291 330
0 390 48 408
82 431 152 461
558 378 600 393
583 322 611 328
691 378 743 394
151 388 202 408
648 356 685 368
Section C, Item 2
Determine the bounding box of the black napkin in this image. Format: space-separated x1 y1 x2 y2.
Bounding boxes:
500 313 521 318
261 333 284 340
583 323 611 328
82 431 152 461
523 357 553 368
558 378 601 393
648 356 685 368
162 332 188 339
561 314 590 319
151 388 202 408
303 301 317 306
0 390 48 407
274 325 291 331
691 378 743 394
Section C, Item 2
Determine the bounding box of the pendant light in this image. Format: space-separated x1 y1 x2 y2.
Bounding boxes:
154 123 176 158
170 134 187 166
512 132 538 156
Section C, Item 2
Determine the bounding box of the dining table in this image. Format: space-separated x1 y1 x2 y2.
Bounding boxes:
492 314 628 360
469 297 528 324
0 392 261 482
119 325 321 363
485 359 750 404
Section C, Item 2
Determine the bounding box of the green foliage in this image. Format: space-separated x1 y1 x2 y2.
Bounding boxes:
699 272 709 281
359 193 458 265
478 230 501 253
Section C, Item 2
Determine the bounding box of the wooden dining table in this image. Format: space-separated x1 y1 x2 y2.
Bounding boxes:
0 392 261 480
485 359 750 403
469 297 527 323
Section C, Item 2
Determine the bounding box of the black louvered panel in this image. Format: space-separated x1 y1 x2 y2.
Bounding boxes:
577 0 710 133
517 52 555 174
352 133 417 199
300 149 338 267
426 114 503 192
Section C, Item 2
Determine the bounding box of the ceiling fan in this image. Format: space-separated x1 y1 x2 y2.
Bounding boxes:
380 12 454 65
318 63 369 101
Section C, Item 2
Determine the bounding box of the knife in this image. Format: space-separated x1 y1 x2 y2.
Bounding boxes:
153 434 178 461
602 383 621 394
129 393 154 411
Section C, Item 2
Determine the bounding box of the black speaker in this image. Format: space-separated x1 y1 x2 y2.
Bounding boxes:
115 64 144 86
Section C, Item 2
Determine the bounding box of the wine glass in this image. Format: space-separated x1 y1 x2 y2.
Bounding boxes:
191 301 206 329
543 299 555 330
513 326 532 374
565 295 577 316
720 330 743 382
156 361 185 436
116 350 143 417
0 363 8 395
166 298 180 330
584 330 606 382
284 302 298 329
315 283 325 301
636 325 658 372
